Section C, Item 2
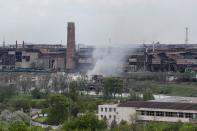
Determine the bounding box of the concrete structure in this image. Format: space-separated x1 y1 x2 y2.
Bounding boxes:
0 22 94 72
0 49 15 70
76 45 94 72
39 48 65 71
4 21 197 73
66 22 76 71
15 49 40 69
125 43 197 73
98 104 118 125
98 101 197 125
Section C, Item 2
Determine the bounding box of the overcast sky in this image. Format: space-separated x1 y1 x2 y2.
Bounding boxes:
0 0 197 46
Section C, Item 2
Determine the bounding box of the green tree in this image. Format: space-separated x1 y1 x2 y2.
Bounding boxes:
111 120 131 131
0 83 16 102
18 77 32 94
8 96 31 112
129 90 142 100
70 102 80 117
47 94 69 125
63 112 106 131
68 81 79 101
31 88 44 99
8 121 29 131
143 90 154 101
103 77 123 99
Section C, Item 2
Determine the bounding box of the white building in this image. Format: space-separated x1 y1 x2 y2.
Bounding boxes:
98 101 197 125
98 104 118 125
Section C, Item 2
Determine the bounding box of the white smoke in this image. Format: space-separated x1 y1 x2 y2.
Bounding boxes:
87 45 137 77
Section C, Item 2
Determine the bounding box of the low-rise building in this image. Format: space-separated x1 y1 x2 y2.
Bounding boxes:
98 101 197 125
98 104 118 125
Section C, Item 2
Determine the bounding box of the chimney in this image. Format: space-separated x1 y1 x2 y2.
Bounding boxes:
22 41 25 48
16 40 18 48
185 27 189 44
66 22 76 70
3 37 5 48
152 41 155 53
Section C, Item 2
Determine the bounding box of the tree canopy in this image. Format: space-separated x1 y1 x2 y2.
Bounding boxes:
46 94 69 125
103 77 123 99
63 112 106 131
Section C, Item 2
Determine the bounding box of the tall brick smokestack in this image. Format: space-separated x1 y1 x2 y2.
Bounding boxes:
66 22 76 70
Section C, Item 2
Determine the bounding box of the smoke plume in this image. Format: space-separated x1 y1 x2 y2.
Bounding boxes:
87 45 137 77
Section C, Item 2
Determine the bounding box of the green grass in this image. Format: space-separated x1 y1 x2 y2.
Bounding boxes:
128 79 197 97
34 116 47 123
159 83 197 96
146 81 197 97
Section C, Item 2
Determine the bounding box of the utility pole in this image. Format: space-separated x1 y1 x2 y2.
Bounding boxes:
185 27 189 44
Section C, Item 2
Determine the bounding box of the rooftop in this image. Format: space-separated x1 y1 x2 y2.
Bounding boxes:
118 101 197 110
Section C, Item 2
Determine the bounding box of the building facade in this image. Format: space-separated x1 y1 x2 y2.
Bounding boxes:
98 101 197 125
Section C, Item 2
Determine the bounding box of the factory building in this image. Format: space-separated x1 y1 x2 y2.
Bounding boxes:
0 49 15 70
0 45 66 71
0 22 94 72
76 45 94 72
125 43 197 73
2 22 197 73
98 101 197 125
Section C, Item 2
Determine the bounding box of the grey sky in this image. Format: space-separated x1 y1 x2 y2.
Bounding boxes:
0 0 197 46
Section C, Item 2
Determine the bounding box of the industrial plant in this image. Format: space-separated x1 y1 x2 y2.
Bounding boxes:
0 22 94 72
1 22 197 75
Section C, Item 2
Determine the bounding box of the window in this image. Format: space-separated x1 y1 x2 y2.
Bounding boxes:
114 115 116 120
15 52 22 62
140 111 146 115
114 108 116 112
109 115 111 119
105 108 107 112
101 108 103 112
147 111 154 116
166 112 178 117
179 112 184 118
166 112 173 117
172 112 178 117
156 111 164 116
109 108 112 112
26 56 30 62
101 115 103 118
185 113 193 118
